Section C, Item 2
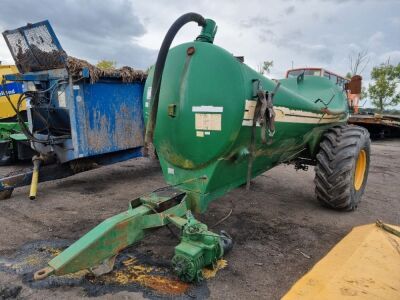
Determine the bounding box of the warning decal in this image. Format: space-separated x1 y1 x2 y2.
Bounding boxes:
195 113 221 131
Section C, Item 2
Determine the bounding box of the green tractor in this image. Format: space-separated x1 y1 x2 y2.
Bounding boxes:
34 14 370 282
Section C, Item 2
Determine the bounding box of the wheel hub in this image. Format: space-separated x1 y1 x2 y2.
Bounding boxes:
354 149 367 191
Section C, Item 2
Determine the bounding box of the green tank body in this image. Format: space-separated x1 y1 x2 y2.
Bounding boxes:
144 40 348 212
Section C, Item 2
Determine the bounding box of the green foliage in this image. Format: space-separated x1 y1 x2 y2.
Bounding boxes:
368 63 400 112
361 86 368 100
96 60 117 69
258 60 273 75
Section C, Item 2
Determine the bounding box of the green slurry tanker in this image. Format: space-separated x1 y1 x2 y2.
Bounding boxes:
34 14 370 283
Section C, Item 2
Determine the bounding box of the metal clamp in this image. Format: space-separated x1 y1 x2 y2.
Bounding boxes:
254 82 280 144
247 81 281 190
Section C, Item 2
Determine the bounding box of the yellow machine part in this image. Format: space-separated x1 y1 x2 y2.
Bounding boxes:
283 223 400 300
0 65 25 119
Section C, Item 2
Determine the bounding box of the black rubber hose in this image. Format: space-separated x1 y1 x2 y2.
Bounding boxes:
145 12 206 145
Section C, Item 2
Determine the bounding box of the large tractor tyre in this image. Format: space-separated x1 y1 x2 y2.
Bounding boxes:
314 124 370 211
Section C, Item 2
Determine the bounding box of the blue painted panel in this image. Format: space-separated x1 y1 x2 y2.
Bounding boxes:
72 81 145 157
0 82 23 96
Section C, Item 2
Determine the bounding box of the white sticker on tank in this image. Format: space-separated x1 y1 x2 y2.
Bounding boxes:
242 119 260 126
167 167 175 175
192 106 223 113
147 86 152 100
145 101 149 108
73 85 80 90
196 131 204 137
243 100 257 120
195 113 221 131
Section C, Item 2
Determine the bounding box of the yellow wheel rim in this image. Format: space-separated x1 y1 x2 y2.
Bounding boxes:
354 149 367 191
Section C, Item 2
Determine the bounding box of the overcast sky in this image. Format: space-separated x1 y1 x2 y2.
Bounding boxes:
0 0 399 107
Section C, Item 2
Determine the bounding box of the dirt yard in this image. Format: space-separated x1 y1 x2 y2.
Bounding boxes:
0 139 399 300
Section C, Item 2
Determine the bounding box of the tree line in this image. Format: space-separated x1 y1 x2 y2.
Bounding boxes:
347 50 400 112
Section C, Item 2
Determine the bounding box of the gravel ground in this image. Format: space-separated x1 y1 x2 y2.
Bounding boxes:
0 139 398 300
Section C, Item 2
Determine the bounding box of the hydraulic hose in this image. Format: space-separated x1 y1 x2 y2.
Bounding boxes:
145 12 206 146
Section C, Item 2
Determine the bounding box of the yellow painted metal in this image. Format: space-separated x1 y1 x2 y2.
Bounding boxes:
354 149 367 190
29 168 39 200
0 65 18 78
29 157 42 200
0 65 25 119
283 223 400 300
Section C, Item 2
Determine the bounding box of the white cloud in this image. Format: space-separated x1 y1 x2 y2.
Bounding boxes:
390 16 400 26
379 51 400 64
367 31 384 48
348 43 361 53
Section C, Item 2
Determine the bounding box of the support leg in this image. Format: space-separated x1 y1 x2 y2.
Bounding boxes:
29 155 43 200
0 164 74 200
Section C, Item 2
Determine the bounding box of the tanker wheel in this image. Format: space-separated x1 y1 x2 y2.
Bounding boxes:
314 124 370 211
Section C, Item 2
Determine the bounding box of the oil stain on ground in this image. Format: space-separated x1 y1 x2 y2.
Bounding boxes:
0 240 228 299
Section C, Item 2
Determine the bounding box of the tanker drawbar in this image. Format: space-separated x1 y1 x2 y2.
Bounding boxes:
35 13 371 283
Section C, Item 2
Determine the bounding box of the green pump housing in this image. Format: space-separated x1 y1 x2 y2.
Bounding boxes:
170 211 226 282
143 19 348 213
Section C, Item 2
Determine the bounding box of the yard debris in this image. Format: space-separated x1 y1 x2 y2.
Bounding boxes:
92 256 190 296
202 259 228 279
211 208 233 228
376 219 400 238
296 249 311 259
66 56 147 83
